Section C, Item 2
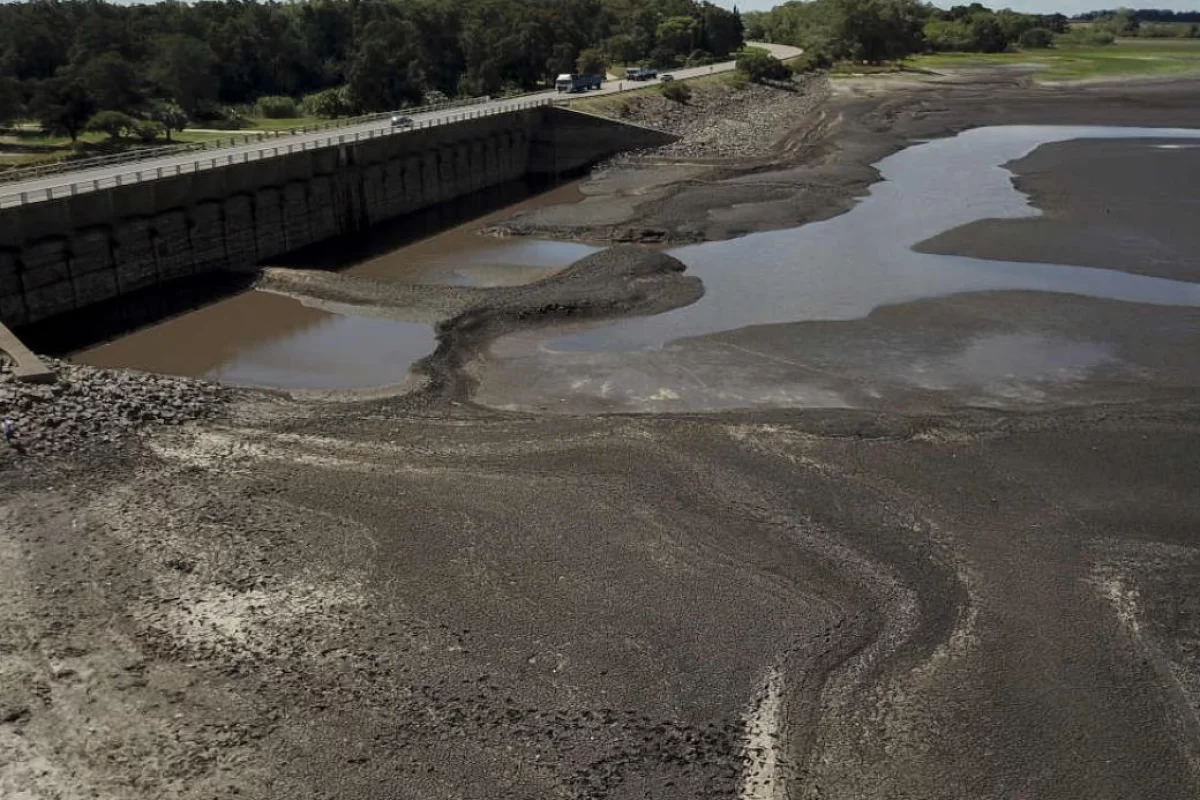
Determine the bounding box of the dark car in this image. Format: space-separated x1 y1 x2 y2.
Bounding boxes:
390 114 414 128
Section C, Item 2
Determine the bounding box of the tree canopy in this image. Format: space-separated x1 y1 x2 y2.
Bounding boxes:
751 0 1074 63
0 0 745 131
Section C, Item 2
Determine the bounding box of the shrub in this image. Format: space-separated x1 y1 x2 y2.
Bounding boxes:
727 70 750 90
255 95 299 119
301 87 352 119
133 120 166 143
576 47 608 76
193 104 248 129
789 49 833 74
148 100 189 140
1058 28 1116 46
660 81 692 103
736 48 791 83
85 110 136 139
1019 28 1055 49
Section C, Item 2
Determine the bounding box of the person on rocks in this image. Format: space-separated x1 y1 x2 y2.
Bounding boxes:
2 418 14 445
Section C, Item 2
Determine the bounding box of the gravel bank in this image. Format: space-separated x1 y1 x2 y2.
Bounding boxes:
0 359 229 457
599 75 828 165
485 75 831 244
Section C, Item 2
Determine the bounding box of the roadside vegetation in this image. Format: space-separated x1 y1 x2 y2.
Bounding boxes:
910 38 1200 81
743 1 1200 82
0 0 744 171
3 1 1200 172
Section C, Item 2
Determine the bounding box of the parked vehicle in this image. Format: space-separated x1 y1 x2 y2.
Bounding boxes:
555 73 604 93
391 114 414 128
660 73 675 82
626 67 658 81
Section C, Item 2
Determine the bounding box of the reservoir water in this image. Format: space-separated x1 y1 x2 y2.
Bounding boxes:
75 126 1200 400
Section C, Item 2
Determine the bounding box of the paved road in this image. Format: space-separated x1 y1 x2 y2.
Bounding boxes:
0 43 800 206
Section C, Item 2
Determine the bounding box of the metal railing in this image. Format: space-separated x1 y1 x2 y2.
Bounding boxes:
0 95 494 186
0 97 555 209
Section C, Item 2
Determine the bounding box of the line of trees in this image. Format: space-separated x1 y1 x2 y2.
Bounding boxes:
0 0 744 140
1075 8 1200 38
744 0 1097 65
1076 9 1200 24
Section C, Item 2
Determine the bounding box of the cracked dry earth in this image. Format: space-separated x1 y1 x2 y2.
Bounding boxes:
3 390 1200 799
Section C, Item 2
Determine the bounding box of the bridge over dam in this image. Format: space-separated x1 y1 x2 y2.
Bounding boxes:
0 103 674 339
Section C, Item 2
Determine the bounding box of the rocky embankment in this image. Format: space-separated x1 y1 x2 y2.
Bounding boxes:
600 74 827 165
0 358 228 457
483 74 830 243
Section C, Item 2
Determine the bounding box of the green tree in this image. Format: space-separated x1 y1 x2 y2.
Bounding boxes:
256 95 299 119
757 0 929 63
149 34 219 116
301 87 352 119
547 42 578 77
736 48 790 82
924 18 974 51
743 12 768 41
132 120 166 144
30 72 95 141
78 53 143 114
346 21 423 112
702 3 745 57
968 13 1008 53
657 16 699 58
86 109 137 140
605 34 640 65
148 100 189 141
0 76 22 126
660 80 692 103
577 47 607 76
1018 27 1054 48
837 0 928 63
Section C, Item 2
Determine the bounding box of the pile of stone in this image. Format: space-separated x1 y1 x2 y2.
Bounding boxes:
0 359 228 456
601 75 826 165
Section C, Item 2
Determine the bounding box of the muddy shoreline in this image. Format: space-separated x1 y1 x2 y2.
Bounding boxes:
4 71 1200 800
485 73 1200 247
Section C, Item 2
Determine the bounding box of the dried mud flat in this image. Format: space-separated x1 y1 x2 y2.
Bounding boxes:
3 72 1200 800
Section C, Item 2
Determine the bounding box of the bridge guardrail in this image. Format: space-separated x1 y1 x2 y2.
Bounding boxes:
0 98 555 210
0 96 493 186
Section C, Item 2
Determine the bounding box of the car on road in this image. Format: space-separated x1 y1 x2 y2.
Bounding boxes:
626 67 658 81
390 114 414 128
660 73 675 82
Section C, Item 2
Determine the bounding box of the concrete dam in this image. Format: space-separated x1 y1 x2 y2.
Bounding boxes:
0 105 674 333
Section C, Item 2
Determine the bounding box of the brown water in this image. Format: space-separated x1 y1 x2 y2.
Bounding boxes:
76 126 1200 401
73 182 597 389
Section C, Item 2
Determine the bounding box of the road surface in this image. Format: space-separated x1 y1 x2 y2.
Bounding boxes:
0 43 801 207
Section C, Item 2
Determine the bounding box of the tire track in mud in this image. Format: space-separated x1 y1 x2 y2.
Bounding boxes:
707 423 978 798
140 411 939 799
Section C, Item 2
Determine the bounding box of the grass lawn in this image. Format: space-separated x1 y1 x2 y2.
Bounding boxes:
0 126 228 173
242 115 324 131
907 38 1200 82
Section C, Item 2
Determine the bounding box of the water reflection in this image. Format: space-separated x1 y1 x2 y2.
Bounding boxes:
72 182 596 389
79 290 435 390
551 126 1200 354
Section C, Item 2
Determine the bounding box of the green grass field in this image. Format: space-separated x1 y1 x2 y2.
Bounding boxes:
0 124 251 173
242 115 323 131
908 38 1200 82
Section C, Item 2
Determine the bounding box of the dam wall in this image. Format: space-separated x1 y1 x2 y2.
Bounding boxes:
0 106 674 330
